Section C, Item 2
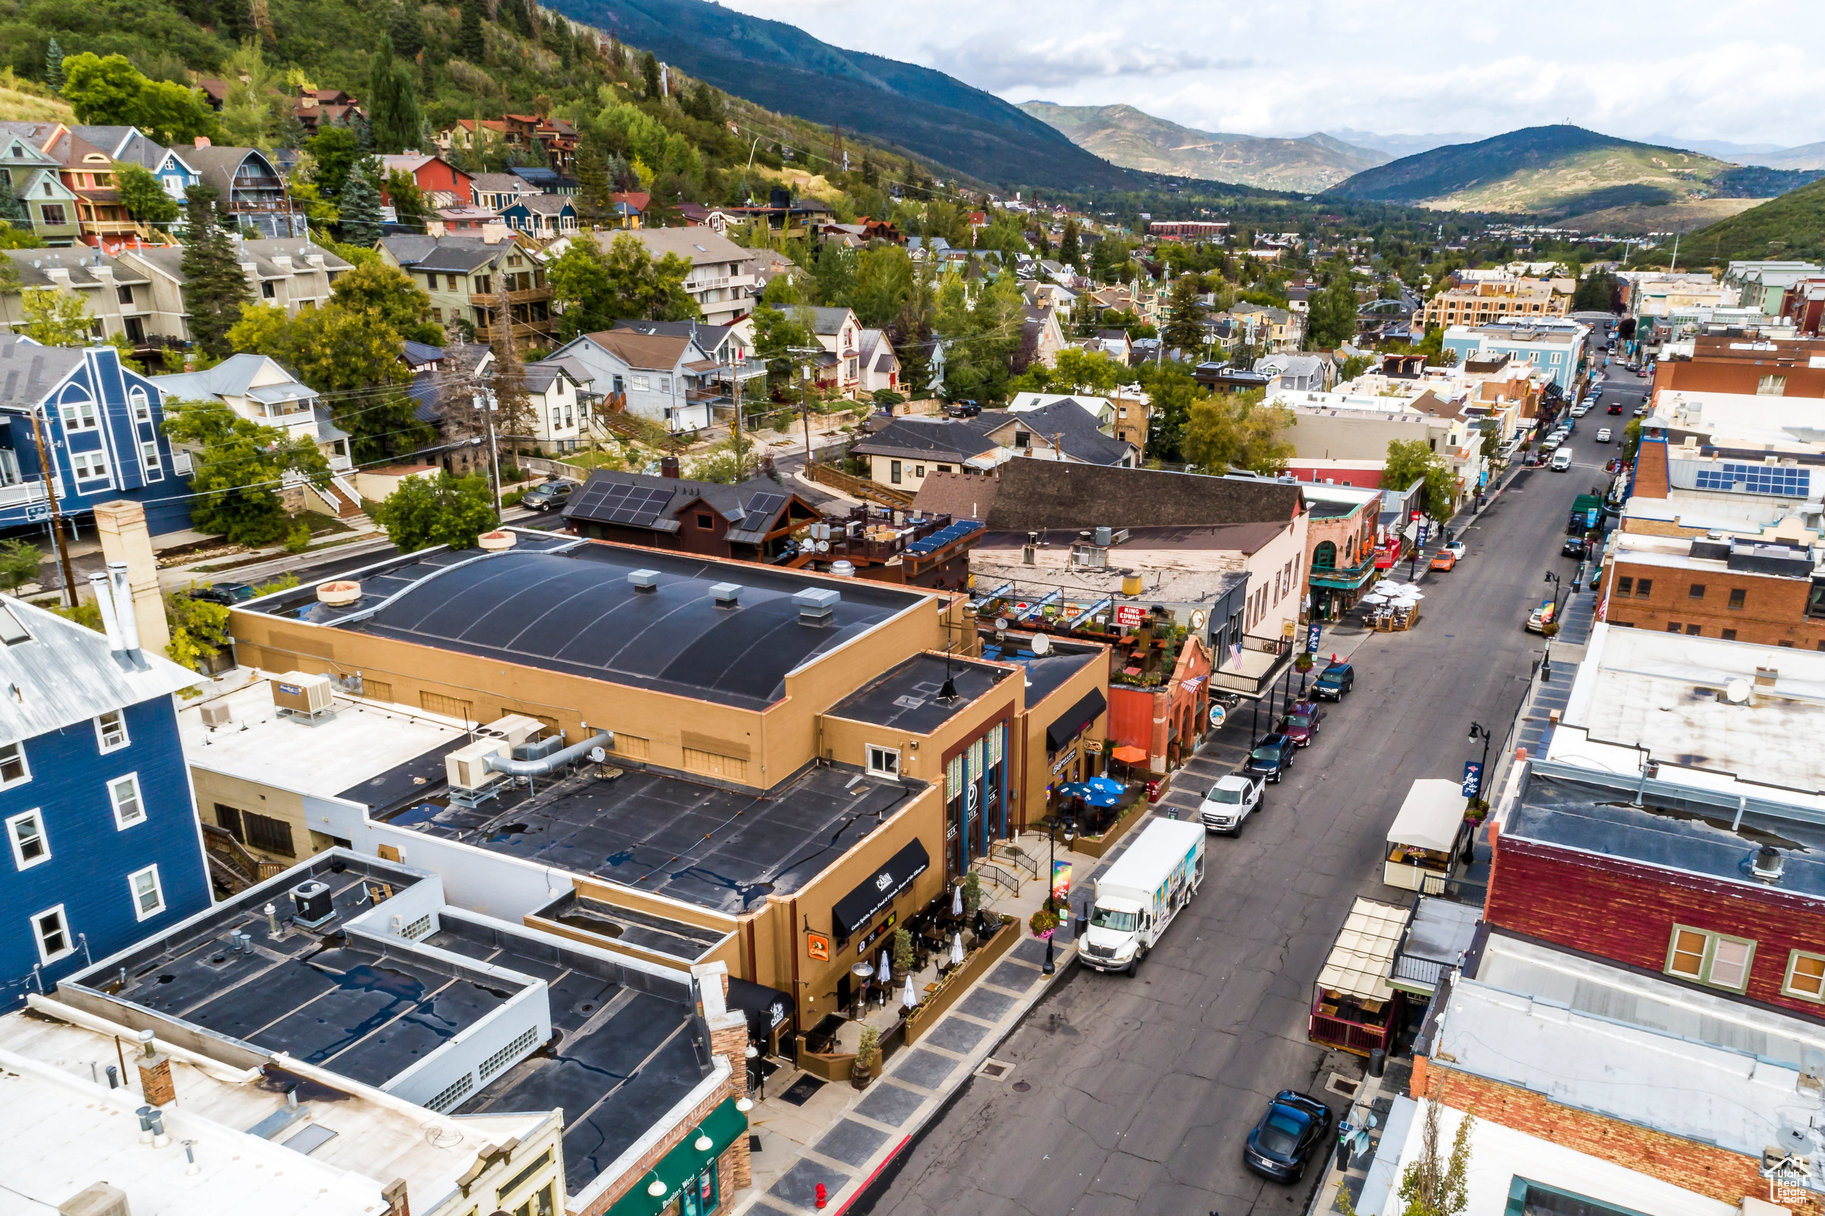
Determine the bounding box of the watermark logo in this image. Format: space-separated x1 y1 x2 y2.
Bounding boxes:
1767 1152 1809 1208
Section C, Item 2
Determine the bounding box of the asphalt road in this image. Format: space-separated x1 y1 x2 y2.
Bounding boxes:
859 463 1604 1216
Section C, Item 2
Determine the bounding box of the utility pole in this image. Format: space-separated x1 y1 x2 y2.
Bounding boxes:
28 409 76 607
474 387 503 517
728 348 745 482
801 363 814 463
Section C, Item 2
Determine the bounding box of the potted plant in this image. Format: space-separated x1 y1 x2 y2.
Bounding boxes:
1294 652 1314 673
851 1025 880 1090
1464 798 1490 825
1542 621 1560 639
892 927 914 978
1029 905 1061 939
962 871 982 920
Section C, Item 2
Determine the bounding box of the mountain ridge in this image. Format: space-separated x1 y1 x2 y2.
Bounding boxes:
1685 178 1825 263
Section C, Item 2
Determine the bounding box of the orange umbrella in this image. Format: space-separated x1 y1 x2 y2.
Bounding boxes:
1112 745 1148 764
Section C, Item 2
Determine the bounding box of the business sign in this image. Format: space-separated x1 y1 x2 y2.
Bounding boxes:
807 932 830 962
1208 704 1227 729
1052 860 1072 902
1306 623 1321 654
1462 761 1483 799
1050 747 1077 776
1416 521 1430 549
1585 507 1600 528
1115 604 1148 627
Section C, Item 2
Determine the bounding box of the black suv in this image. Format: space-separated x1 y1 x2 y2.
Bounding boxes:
1313 661 1354 701
1244 734 1297 783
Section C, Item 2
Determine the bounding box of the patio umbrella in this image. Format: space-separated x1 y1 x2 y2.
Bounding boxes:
1085 790 1123 808
878 950 891 987
902 974 917 1009
951 884 963 917
1086 776 1125 796
951 933 965 967
1056 782 1092 800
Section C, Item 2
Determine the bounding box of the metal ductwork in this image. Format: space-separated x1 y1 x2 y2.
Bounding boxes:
484 730 613 777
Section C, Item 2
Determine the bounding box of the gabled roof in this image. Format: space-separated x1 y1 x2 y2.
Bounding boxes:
0 593 200 745
125 238 348 283
2 248 150 290
149 353 312 402
967 459 1303 531
850 417 1002 463
521 356 587 394
623 225 754 268
612 318 732 351
806 305 856 336
378 235 509 273
183 145 283 200
468 172 532 193
510 194 573 215
0 335 83 406
561 469 812 543
981 399 1132 466
572 329 698 372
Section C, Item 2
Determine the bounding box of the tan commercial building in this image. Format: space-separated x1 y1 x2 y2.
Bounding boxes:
1422 275 1573 330
211 530 1107 1032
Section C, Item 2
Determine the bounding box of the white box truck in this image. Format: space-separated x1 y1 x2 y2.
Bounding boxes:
1077 818 1205 975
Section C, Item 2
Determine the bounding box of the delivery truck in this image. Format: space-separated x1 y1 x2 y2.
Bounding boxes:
1077 818 1205 975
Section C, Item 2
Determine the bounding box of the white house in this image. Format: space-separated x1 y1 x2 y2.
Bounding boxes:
544 329 717 434
856 328 901 396
517 357 590 453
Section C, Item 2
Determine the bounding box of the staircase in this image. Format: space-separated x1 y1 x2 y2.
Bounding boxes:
291 471 372 528
201 824 285 895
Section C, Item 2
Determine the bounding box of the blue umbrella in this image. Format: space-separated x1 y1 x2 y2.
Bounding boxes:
1085 791 1123 808
1056 782 1092 799
1085 776 1125 797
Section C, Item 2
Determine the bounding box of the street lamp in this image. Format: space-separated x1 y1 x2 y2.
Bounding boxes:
1043 816 1072 976
1466 722 1494 800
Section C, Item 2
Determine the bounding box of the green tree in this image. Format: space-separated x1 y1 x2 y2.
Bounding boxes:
18 289 94 346
330 260 441 343
385 169 428 233
306 126 362 203
1047 347 1125 395
338 161 384 246
546 233 700 336
45 38 64 92
371 472 498 552
1161 275 1205 352
1338 353 1373 380
687 432 757 484
1058 219 1080 268
162 398 330 545
1305 273 1359 350
749 303 817 392
166 587 235 673
457 0 487 61
179 185 252 362
387 5 424 58
1181 389 1295 474
114 161 180 226
0 539 42 592
0 170 27 226
638 50 662 99
366 36 421 154
1384 437 1457 520
61 54 213 145
1572 268 1617 313
1139 359 1202 462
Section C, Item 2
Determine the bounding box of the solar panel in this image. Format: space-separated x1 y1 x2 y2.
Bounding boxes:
576 482 675 525
745 491 786 520
1693 462 1811 497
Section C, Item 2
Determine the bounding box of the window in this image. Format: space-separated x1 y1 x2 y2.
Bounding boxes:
61 397 98 431
447 274 460 291
6 809 48 869
41 203 67 226
1782 951 1825 1002
31 905 72 964
94 710 129 752
128 865 164 920
260 280 276 299
118 284 136 306
1758 374 1787 396
0 741 28 788
549 406 563 432
1665 925 1754 991
914 465 925 478
630 375 650 392
889 460 902 485
1634 578 1652 598
1615 576 1633 597
1729 587 1746 609
71 451 109 483
128 387 150 420
1686 623 1701 636
694 512 714 529
867 745 900 778
1723 629 1737 641
1665 622 1682 633
240 808 295 857
108 774 145 828
1688 583 1706 600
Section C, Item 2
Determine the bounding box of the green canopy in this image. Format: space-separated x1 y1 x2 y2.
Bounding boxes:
604 1097 748 1216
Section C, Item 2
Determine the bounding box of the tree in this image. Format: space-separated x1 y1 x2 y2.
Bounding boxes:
1394 1102 1472 1216
1161 275 1205 352
330 260 441 343
305 126 362 203
387 5 424 58
385 169 428 233
18 289 94 346
1338 353 1373 380
1047 347 1125 395
114 162 180 226
749 303 817 393
457 0 487 61
1384 437 1457 520
1572 268 1617 313
546 233 700 336
166 586 235 673
0 170 26 226
366 36 421 154
180 185 252 361
1181 390 1295 474
338 161 384 246
1305 273 1359 350
1139 359 1203 462
638 50 662 99
45 38 64 92
371 472 498 552
1058 219 1080 268
0 540 42 592
162 398 331 545
61 54 214 145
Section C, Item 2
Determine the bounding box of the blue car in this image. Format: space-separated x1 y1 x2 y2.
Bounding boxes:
1244 733 1296 783
1313 661 1355 701
1244 1090 1335 1182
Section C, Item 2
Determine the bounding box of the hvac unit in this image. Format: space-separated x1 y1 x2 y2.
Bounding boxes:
271 671 335 717
289 879 335 929
479 714 544 748
446 738 510 790
59 1183 130 1216
199 701 233 728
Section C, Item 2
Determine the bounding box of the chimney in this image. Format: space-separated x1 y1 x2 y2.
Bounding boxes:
108 563 141 656
660 455 681 479
93 501 169 656
138 1049 176 1107
193 135 211 148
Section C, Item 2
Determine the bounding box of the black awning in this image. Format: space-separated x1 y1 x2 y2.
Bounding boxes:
726 976 793 1037
1045 687 1108 753
830 839 930 939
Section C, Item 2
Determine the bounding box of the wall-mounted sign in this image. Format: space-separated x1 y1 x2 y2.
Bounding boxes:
1115 604 1147 627
1051 747 1078 776
1084 739 1104 754
807 932 830 962
857 911 897 957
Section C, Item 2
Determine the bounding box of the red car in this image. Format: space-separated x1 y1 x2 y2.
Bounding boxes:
1279 700 1326 747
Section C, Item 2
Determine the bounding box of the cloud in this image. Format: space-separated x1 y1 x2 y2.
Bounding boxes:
924 35 1257 91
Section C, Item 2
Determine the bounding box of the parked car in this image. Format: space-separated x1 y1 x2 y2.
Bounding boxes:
1243 734 1297 783
1563 536 1588 558
1313 662 1354 700
1570 403 1590 417
1429 550 1457 571
1540 436 1563 453
191 581 254 607
1634 403 1648 415
1596 427 1613 443
1441 539 1467 560
1244 1091 1335 1183
1199 773 1264 834
1551 449 1573 472
1278 700 1325 747
1527 606 1553 633
945 400 981 417
521 479 579 511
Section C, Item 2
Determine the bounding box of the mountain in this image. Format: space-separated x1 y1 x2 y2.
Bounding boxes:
1017 101 1386 192
1732 142 1825 171
1323 125 1825 216
536 0 1131 190
1684 178 1825 263
1323 129 1487 159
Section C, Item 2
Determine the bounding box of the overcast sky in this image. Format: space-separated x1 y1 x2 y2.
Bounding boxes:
714 0 1825 150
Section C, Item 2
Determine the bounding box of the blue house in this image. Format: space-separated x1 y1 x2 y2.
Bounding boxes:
70 125 199 205
1440 317 1590 396
498 194 577 240
0 337 191 535
0 583 210 1008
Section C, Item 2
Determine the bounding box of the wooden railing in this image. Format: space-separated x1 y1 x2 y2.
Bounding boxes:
805 461 914 508
201 824 285 893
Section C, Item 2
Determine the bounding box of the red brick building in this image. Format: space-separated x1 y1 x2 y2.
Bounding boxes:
1653 333 1825 397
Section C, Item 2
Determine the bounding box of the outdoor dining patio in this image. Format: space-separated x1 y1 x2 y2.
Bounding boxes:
1051 774 1139 838
1360 580 1425 631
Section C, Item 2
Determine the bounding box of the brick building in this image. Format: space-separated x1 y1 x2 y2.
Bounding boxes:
1599 530 1823 645
1653 333 1825 398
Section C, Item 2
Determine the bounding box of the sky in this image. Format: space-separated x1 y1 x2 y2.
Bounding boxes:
713 0 1825 150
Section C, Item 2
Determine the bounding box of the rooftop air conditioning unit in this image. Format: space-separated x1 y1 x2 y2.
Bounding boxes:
628 569 659 593
479 714 544 747
200 702 232 728
1071 544 1107 568
795 587 839 625
710 582 742 608
271 671 334 717
446 738 510 790
58 1183 130 1216
289 879 335 928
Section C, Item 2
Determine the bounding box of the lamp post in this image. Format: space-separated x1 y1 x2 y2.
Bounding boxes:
1466 722 1494 799
1043 816 1071 976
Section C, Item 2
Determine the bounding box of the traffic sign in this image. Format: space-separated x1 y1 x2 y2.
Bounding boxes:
1462 761 1483 799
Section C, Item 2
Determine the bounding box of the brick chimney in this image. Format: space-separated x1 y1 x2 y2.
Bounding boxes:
94 501 171 656
137 1050 175 1107
193 135 211 148
692 961 753 1190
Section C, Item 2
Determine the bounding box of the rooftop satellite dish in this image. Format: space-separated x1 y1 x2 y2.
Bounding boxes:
588 745 607 763
996 616 1012 631
816 539 830 553
1725 679 1752 705
1031 633 1051 655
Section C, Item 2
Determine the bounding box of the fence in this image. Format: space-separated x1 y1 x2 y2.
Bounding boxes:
805 462 915 508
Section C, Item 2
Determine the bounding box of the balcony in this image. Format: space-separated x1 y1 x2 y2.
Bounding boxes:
1309 558 1379 590
471 286 552 306
0 478 52 509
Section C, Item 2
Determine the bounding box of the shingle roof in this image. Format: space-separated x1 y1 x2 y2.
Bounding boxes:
967 460 1303 531
806 306 855 336
469 172 531 193
612 318 732 352
985 399 1132 466
379 235 507 274
2 248 150 290
560 469 810 542
0 336 82 407
576 329 696 371
149 354 311 402
182 145 281 199
622 226 754 268
514 194 573 215
850 417 1001 462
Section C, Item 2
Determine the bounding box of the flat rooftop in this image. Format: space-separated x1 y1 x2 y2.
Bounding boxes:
180 673 470 798
380 761 923 916
250 533 930 709
0 1012 546 1216
1549 623 1825 794
826 653 1012 733
978 636 1102 705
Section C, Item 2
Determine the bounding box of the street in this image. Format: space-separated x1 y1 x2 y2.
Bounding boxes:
856 458 1605 1216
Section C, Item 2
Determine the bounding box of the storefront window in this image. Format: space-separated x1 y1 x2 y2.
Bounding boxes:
678 1161 720 1216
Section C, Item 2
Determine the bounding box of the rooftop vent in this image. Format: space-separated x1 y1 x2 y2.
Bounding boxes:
1756 665 1780 689
628 569 659 593
796 587 839 625
710 582 742 608
1751 845 1786 883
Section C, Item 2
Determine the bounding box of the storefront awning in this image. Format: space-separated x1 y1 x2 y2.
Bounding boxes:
604 1096 748 1216
1315 898 1409 1003
1045 687 1107 753
1387 779 1467 853
830 839 929 939
726 976 793 1038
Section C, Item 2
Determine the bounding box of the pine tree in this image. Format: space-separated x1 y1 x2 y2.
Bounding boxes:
457 0 487 61
367 36 422 153
338 161 384 246
639 50 661 99
179 185 252 362
387 5 424 58
503 0 532 37
0 170 27 226
45 38 65 92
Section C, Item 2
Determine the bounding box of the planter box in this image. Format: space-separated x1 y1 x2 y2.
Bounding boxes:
1073 800 1151 860
903 916 1019 1044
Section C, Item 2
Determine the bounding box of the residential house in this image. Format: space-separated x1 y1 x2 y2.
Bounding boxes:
612 318 768 405
1080 328 1133 364
118 238 351 346
289 87 363 136
543 328 718 433
1228 302 1303 351
621 227 758 325
610 190 649 229
182 143 303 238
0 338 190 533
468 171 536 213
377 234 553 350
0 584 210 1008
498 193 577 240
1008 391 1148 453
0 248 161 349
977 399 1138 468
377 153 473 207
507 165 577 196
562 468 823 561
805 305 865 394
857 327 901 395
1727 259 1824 313
71 125 197 203
0 123 81 245
1253 352 1333 393
428 202 499 235
1022 304 1068 368
516 357 589 453
850 416 1007 492
435 115 575 174
748 247 800 293
39 126 148 244
702 189 832 239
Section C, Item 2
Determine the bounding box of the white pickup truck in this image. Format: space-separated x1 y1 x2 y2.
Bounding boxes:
1078 819 1205 976
1200 773 1264 834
